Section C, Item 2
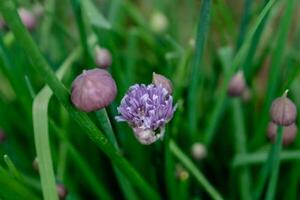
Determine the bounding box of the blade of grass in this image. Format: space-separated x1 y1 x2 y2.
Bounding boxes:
96 109 139 200
232 150 300 167
169 140 223 200
231 100 251 200
265 127 283 200
243 0 272 81
187 0 211 137
236 0 253 51
70 0 93 66
3 154 23 181
251 0 297 148
0 1 160 199
33 47 80 200
0 168 40 200
203 0 276 147
49 120 113 200
81 0 111 30
252 127 283 200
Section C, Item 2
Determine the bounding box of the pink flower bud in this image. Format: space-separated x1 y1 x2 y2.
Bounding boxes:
270 91 297 126
267 122 297 145
95 47 112 69
152 72 173 94
71 69 117 112
227 70 246 97
18 8 37 31
56 183 68 200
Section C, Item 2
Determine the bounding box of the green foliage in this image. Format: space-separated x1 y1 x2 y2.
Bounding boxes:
0 0 299 199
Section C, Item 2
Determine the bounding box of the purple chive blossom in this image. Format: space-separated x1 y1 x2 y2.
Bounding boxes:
116 84 176 145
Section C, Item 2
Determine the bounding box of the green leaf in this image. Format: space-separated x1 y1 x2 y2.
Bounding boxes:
32 47 80 200
81 0 111 30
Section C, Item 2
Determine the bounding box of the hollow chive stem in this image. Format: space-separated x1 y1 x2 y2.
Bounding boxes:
265 126 283 200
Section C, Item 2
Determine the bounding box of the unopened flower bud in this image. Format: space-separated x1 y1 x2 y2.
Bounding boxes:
18 8 37 31
32 157 39 171
150 11 168 33
95 46 112 69
270 91 297 126
0 129 6 143
71 69 117 112
56 183 68 200
267 122 297 145
227 70 246 97
191 143 207 160
152 72 173 94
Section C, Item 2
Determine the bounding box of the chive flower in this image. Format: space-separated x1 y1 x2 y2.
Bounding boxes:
116 84 176 145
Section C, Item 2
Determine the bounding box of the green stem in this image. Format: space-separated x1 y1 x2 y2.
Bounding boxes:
265 126 283 200
49 120 113 200
232 150 300 167
231 100 251 200
187 0 211 137
96 109 138 200
169 140 223 200
0 1 160 200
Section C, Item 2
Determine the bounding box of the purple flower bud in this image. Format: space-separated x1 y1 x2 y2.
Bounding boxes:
191 143 207 160
18 8 37 31
116 84 176 145
95 47 112 69
152 72 173 94
56 183 68 200
0 129 6 143
227 70 246 97
267 122 297 145
71 69 117 112
270 91 297 126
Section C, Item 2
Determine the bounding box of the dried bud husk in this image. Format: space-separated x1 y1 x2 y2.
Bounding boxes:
71 69 117 112
270 92 297 126
18 8 37 31
95 46 112 69
267 122 297 145
227 71 246 97
0 129 6 143
150 11 168 33
56 183 68 200
152 72 173 94
191 143 207 160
